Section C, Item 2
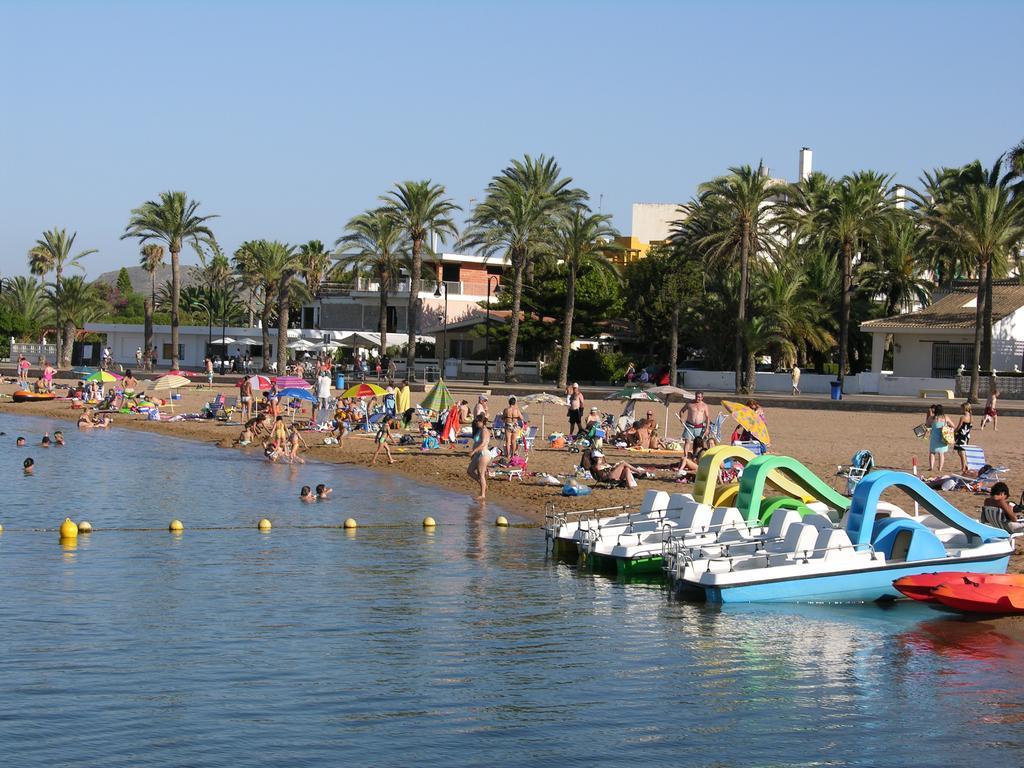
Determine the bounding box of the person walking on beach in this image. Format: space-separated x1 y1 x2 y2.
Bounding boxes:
371 419 396 465
17 355 30 389
474 394 489 420
136 347 143 368
205 357 214 389
677 391 710 457
42 361 54 392
239 376 253 420
980 390 999 432
466 414 492 500
316 371 332 424
287 424 306 463
502 396 524 458
791 365 801 396
953 402 973 473
926 404 950 473
567 383 585 437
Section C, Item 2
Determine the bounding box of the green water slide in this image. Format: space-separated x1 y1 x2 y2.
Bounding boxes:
735 455 851 524
693 445 816 507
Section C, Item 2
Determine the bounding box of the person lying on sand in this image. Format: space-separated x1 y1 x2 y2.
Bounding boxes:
580 449 645 489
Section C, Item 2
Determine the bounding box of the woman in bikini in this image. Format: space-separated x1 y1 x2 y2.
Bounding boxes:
466 414 492 500
501 396 524 458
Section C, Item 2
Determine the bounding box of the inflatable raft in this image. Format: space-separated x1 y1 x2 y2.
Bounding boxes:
12 390 56 403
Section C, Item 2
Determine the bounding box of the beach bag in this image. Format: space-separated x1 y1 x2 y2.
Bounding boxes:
941 424 955 446
550 437 566 449
509 454 527 469
913 424 927 439
562 482 592 497
421 436 439 450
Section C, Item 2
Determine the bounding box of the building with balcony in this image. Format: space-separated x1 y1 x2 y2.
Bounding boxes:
303 252 506 351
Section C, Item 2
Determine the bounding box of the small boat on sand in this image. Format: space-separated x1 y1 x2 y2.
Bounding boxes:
12 390 55 403
931 580 1024 615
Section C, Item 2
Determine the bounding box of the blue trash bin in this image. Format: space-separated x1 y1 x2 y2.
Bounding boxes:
335 374 346 391
829 381 842 401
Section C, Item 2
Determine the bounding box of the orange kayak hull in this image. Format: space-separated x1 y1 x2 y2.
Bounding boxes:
893 572 1024 602
12 391 55 403
931 581 1024 615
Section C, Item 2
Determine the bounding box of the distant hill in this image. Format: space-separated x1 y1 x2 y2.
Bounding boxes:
92 264 202 295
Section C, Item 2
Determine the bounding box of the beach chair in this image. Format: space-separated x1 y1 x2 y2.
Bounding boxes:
705 413 728 444
835 449 875 496
946 445 1008 492
203 394 226 419
521 425 539 453
731 439 766 456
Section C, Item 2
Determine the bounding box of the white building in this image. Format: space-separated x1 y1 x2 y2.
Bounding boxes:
859 281 1024 378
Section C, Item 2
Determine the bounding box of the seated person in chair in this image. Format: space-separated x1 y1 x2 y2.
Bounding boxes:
581 448 644 489
981 482 1024 533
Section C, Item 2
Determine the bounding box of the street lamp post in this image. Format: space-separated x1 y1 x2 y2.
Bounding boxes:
483 275 500 386
433 281 449 378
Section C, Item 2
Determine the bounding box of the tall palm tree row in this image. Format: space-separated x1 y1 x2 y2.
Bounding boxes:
27 228 97 367
462 155 584 381
335 208 409 358
122 191 217 370
1 276 52 340
45 276 106 367
550 205 620 389
298 240 334 296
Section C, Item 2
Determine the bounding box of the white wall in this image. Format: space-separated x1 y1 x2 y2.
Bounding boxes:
631 203 680 243
680 369 955 397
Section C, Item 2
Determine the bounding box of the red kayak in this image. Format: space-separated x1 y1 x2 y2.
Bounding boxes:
893 572 1024 602
931 581 1024 615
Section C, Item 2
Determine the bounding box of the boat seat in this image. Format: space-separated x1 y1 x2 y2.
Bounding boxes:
709 506 744 533
811 528 855 559
801 513 834 531
674 499 712 532
766 523 818 556
638 489 671 517
764 509 802 541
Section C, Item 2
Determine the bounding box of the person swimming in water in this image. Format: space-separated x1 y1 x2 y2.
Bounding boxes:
299 485 315 502
16 436 26 446
41 434 51 448
53 431 65 446
23 457 34 475
316 483 332 500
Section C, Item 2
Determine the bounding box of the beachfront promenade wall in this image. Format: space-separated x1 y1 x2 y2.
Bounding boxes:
680 370 956 397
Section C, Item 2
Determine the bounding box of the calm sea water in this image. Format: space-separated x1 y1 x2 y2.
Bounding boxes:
1 414 1023 767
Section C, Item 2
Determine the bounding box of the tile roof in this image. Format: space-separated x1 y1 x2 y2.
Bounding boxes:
861 281 1024 331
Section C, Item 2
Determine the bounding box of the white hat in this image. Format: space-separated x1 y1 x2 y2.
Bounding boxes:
591 449 604 458
479 394 488 401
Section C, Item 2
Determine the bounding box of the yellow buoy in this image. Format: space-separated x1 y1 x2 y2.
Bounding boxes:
0 523 4 534
168 519 184 533
422 516 436 528
495 516 509 527
258 518 272 531
59 518 79 539
78 521 93 534
343 518 358 529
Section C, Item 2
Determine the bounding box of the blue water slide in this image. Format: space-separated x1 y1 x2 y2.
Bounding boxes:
846 470 1009 547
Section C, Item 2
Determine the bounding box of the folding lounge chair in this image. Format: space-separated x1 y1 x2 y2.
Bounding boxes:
947 445 1008 492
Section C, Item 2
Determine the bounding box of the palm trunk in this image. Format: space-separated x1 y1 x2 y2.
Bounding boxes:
170 245 181 370
735 220 750 394
968 261 986 402
143 271 155 362
54 266 63 369
276 276 290 375
837 240 853 392
669 306 680 387
981 260 994 370
260 288 272 372
405 236 422 381
746 349 757 394
557 265 576 389
504 257 526 383
62 320 75 368
378 269 389 359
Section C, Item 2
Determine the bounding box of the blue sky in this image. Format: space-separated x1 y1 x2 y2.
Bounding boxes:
1 0 1021 275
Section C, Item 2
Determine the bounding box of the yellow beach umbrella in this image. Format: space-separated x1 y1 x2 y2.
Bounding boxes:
722 399 770 446
340 382 387 399
153 374 191 390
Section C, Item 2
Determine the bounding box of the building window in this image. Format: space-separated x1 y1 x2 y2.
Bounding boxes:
386 306 398 333
486 265 502 276
161 343 184 361
931 342 973 378
450 339 474 359
442 264 461 283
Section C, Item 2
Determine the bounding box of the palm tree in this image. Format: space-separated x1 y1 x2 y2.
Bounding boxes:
462 155 583 381
192 239 232 352
931 183 1023 400
857 214 932 316
1 276 52 340
139 243 165 361
298 240 333 296
550 205 620 388
381 181 460 380
336 208 408 358
753 258 836 369
239 241 303 374
790 171 895 390
690 166 781 393
122 191 217 369
738 316 795 393
45 276 105 367
27 228 97 367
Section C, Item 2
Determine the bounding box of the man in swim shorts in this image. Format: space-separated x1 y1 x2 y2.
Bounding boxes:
677 391 710 457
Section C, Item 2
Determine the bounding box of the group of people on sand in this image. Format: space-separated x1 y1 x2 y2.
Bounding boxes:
233 412 306 463
923 390 998 473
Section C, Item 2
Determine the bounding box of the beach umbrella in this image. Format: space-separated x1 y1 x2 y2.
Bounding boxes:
518 392 566 435
604 386 659 402
646 385 695 434
241 374 271 390
273 375 310 389
153 374 191 390
211 336 235 345
278 387 317 401
419 379 454 413
722 399 771 446
340 382 387 399
234 338 260 346
86 369 121 383
287 339 316 350
71 366 96 378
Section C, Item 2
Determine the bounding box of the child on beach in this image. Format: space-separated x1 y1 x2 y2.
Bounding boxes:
371 420 396 465
287 424 306 464
953 402 973 473
263 441 281 462
980 390 999 432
